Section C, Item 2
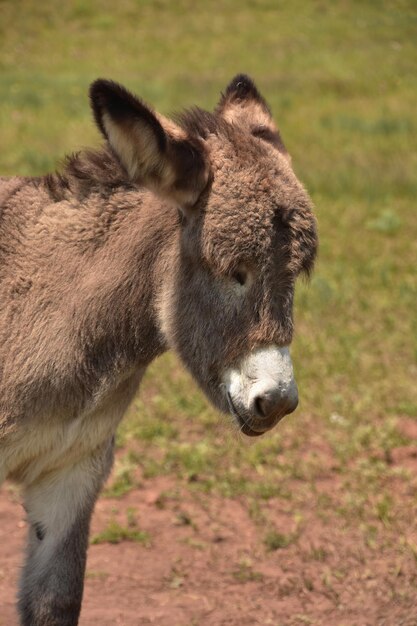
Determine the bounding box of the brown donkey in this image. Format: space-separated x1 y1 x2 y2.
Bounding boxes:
0 75 317 625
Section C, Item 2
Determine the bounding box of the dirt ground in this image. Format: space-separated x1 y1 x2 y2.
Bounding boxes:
1 442 417 626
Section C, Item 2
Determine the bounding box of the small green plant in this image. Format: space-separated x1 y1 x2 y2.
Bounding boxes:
91 515 150 546
232 559 264 583
264 529 295 551
375 494 393 525
103 453 138 498
175 511 196 529
309 546 328 562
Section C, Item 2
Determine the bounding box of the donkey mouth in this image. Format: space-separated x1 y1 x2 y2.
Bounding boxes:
226 393 266 437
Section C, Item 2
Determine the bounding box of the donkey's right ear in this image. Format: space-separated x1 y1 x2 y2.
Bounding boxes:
89 79 209 206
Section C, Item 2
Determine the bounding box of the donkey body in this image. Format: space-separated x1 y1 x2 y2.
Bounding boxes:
0 75 317 625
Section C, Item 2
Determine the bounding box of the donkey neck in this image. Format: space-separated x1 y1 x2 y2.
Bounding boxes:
2 148 184 375
70 186 181 373
21 166 180 385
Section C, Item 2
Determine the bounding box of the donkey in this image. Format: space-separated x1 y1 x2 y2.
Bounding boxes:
0 75 317 625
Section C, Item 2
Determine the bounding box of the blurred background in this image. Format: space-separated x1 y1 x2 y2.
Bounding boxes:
0 1 416 624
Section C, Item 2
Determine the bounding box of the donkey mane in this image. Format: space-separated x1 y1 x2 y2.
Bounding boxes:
41 107 224 203
175 107 224 139
177 106 287 154
41 146 134 202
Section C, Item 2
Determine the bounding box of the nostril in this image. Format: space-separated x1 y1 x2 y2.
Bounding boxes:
287 394 299 415
254 395 267 418
251 388 299 420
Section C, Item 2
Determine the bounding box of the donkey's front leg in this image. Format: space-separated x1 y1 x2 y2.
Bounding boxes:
18 439 114 626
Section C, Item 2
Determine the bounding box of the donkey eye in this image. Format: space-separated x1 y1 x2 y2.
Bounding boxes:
232 269 247 286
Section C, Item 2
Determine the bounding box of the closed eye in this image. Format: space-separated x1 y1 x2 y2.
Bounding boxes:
230 263 254 291
232 269 247 286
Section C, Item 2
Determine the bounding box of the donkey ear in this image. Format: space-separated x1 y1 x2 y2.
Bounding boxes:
89 79 209 206
216 74 288 155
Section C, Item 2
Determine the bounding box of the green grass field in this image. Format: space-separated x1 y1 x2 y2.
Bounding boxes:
1 0 416 620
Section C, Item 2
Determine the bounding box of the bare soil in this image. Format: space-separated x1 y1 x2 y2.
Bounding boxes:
1 440 417 626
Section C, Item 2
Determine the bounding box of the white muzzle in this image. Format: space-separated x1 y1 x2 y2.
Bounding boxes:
223 346 298 436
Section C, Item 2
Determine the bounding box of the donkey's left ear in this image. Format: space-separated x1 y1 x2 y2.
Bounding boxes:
216 74 288 155
90 79 209 206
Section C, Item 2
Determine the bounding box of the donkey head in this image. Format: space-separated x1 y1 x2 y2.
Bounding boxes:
90 75 317 436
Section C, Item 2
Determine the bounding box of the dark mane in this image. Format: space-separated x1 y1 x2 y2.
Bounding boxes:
41 145 134 202
40 109 223 203
175 107 225 140
177 106 286 154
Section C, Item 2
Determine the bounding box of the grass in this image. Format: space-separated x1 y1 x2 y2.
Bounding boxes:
103 452 140 498
264 529 296 552
232 559 264 583
0 0 416 582
91 509 150 545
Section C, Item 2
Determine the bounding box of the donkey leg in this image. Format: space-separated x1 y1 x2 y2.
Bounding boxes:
18 438 114 626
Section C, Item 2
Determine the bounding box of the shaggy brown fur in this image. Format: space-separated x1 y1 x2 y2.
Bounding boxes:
0 74 317 626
